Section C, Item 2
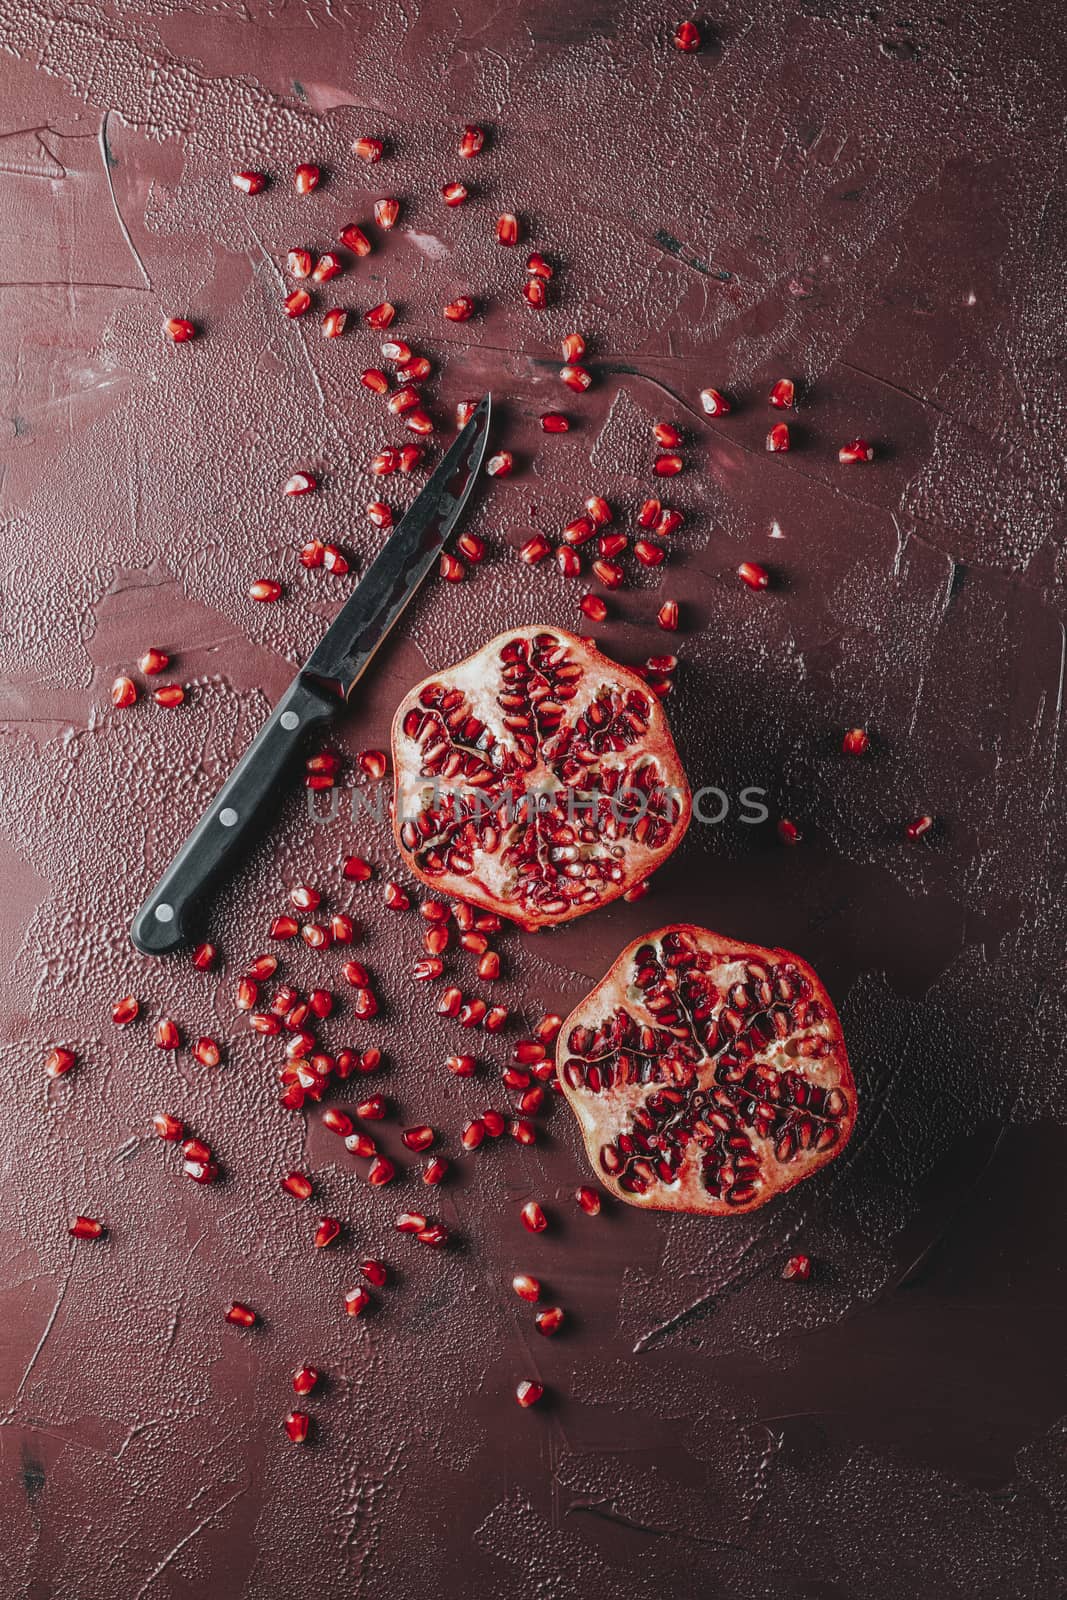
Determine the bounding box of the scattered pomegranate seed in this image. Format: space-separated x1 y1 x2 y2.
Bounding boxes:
387 384 420 416
777 818 802 846
154 1019 179 1051
496 212 520 246
314 1217 341 1249
342 854 373 881
699 386 731 416
459 124 485 157
418 1223 450 1247
249 579 282 603
370 449 398 476
286 248 313 279
405 408 434 436
839 438 875 464
656 509 684 538
152 684 185 708
395 1212 427 1235
293 163 320 193
342 959 370 988
398 444 423 472
575 1185 602 1216
520 533 551 565
356 1259 386 1288
462 1118 486 1151
321 308 347 339
354 136 383 163
232 170 266 194
459 999 487 1028
284 1410 310 1444
674 19 700 50
358 749 388 779
283 470 317 497
292 1366 319 1395
270 915 299 939
367 1156 395 1185
512 1274 541 1302
582 495 611 528
323 1109 355 1138
437 987 463 1017
192 1037 220 1068
522 278 547 309
152 1112 183 1141
112 995 139 1026
324 544 351 575
654 452 683 476
477 950 501 981
283 289 312 317
906 814 935 840
638 499 661 528
782 1253 812 1281
190 940 217 971
164 317 195 343
343 1286 371 1317
443 296 475 322
842 727 870 755
110 674 137 708
521 1201 547 1234
456 532 486 565
423 1156 449 1185
482 1109 506 1138
561 517 594 547
414 957 443 981
313 253 344 285
45 1047 76 1079
300 540 326 570
184 1156 218 1184
738 561 770 591
340 222 372 255
445 1053 476 1077
401 1125 435 1153
634 538 666 567
225 1303 257 1328
562 332 586 362
540 413 569 433
560 364 592 393
766 423 791 452
69 1215 104 1240
515 1380 544 1408
456 401 476 427
373 198 399 229
535 1305 564 1336
653 421 682 448
556 546 581 578
527 251 553 280
282 1171 313 1201
365 301 397 330
383 880 410 910
579 593 608 623
442 181 469 206
769 378 795 408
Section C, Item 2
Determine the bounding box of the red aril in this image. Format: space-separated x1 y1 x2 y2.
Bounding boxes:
527 252 553 280
497 213 520 245
519 533 551 564
191 941 217 970
360 1259 388 1286
300 540 325 569
654 452 683 476
287 249 313 279
111 675 137 707
445 1054 476 1077
321 309 347 339
152 685 185 708
284 1411 310 1444
579 593 607 622
653 421 682 447
658 600 680 631
510 1117 536 1145
522 278 547 309
315 1217 341 1248
766 423 790 452
442 181 468 205
656 509 683 538
340 223 372 255
521 1201 547 1233
164 317 195 343
183 1157 218 1184
282 1171 313 1200
457 532 486 564
192 1037 220 1067
484 1005 509 1032
423 1156 449 1185
249 579 282 602
283 289 312 317
590 557 623 588
769 378 795 408
906 814 934 840
365 301 396 329
738 562 770 590
401 1125 435 1152
557 924 856 1215
342 854 373 881
575 1185 601 1215
367 1156 395 1185
152 1112 183 1141
674 19 700 49
638 498 661 528
462 1118 486 1150
513 1274 540 1301
634 539 665 567
486 451 513 477
598 533 627 557
562 517 595 546
312 252 342 282
556 546 581 578
374 198 399 229
293 163 320 193
112 995 139 1025
358 750 387 779
560 365 592 392
232 170 266 194
283 470 316 496
515 1380 543 1407
843 727 870 755
399 354 432 381
534 1014 563 1045
478 950 500 980
344 1286 371 1316
225 1303 257 1327
354 136 383 163
562 333 586 362
45 1047 75 1079
154 1019 180 1050
585 495 611 525
540 412 568 432
292 1366 319 1394
331 913 355 943
839 438 875 464
270 915 299 939
69 1216 104 1240
782 1253 812 1281
535 1306 564 1336
443 296 475 322
371 450 398 476
322 1108 354 1137
699 387 731 416
459 124 485 157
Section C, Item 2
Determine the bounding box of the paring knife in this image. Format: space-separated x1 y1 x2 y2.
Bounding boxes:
130 394 492 956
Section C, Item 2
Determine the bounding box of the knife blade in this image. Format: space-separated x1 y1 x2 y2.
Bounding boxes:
130 393 492 956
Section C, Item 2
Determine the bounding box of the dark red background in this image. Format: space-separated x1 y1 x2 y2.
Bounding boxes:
1 3 1065 1597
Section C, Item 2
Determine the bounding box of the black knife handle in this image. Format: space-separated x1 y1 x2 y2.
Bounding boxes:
130 676 338 956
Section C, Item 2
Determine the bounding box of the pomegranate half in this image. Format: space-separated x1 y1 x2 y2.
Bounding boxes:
391 628 691 929
557 924 855 1213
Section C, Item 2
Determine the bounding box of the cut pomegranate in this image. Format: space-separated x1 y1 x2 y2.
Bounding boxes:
699 387 731 416
354 136 383 163
283 289 312 318
535 1305 564 1336
232 170 266 194
443 296 475 322
515 1380 543 1407
459 124 485 157
540 412 569 432
782 1253 812 1281
557 924 856 1214
839 438 875 464
767 423 790 452
738 562 770 590
373 198 399 229
69 1216 104 1240
152 685 185 708
496 213 520 245
391 628 690 929
225 1303 257 1327
442 181 468 206
341 223 372 255
520 1201 547 1233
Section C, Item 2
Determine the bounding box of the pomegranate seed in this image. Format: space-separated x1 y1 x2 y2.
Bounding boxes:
581 496 611 529
674 19 700 50
232 170 266 194
190 941 217 971
152 684 185 708
322 1109 354 1137
511 1118 537 1145
515 1380 543 1408
456 401 476 427
344 1129 375 1160
462 1118 486 1150
738 561 770 590
225 1303 257 1328
906 814 935 840
446 1054 476 1077
353 136 383 163
766 423 790 452
321 308 347 339
301 922 333 951
153 1112 183 1141
579 593 607 623
324 544 350 575
519 533 551 565
112 995 139 1025
843 727 870 755
560 364 592 394
154 1019 179 1051
293 1365 319 1395
313 251 343 285
656 509 684 538
522 278 547 309
634 539 666 568
535 1305 564 1336
485 1008 511 1035
482 1109 506 1138
460 931 488 956
512 1274 540 1302
395 1211 427 1235
562 332 586 362
361 368 389 397
456 532 486 564
343 1286 371 1316
314 1217 341 1248
45 1047 75 1079
496 212 520 246
184 1138 212 1167
293 163 320 193
283 289 312 317
387 384 421 416
373 198 399 229
699 386 731 416
423 1156 449 1185
399 354 432 381
597 533 627 559
365 301 397 330
357 1095 386 1121
342 960 370 987
330 913 355 944
283 470 317 497
414 957 444 980
575 1185 602 1216
653 421 682 448
359 749 388 779
192 1037 220 1068
367 1156 395 1186
360 1259 388 1287
398 444 424 472
350 987 378 1018
486 451 513 477
556 545 581 578
769 378 795 408
436 987 463 1017
839 438 875 464
398 1125 433 1155
282 1171 313 1200
307 989 333 1020
540 412 569 433
415 1222 448 1247
521 1201 547 1233
383 880 410 910
442 181 468 206
459 999 487 1028
371 449 398 476
589 559 621 589
459 124 485 157
110 674 137 708
639 497 662 528
250 1012 281 1036
782 1253 812 1282
512 1041 545 1067
340 223 372 255
342 854 373 881
777 818 802 846
405 408 434 436
561 517 594 547
164 317 195 343
270 915 299 939
444 296 475 322
478 950 501 981
184 1157 218 1184
527 252 553 280
249 579 282 603
300 540 325 570
284 1410 310 1444
69 1215 104 1241
287 248 313 279
654 452 683 476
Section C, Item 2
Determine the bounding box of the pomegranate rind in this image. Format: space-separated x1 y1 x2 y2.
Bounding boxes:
556 924 856 1214
390 628 691 930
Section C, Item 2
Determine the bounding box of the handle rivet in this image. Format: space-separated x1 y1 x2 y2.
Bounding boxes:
219 807 238 827
280 711 300 731
154 903 175 923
